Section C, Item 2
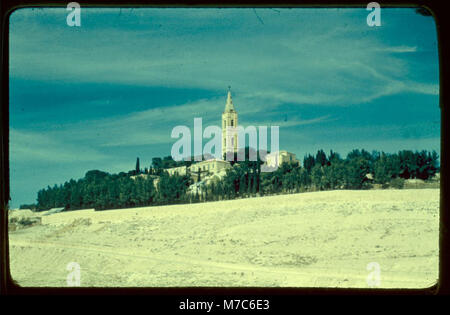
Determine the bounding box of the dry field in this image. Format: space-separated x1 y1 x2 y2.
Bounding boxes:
8 189 439 288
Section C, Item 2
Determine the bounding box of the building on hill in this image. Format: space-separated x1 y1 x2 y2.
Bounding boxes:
165 159 232 182
264 150 299 169
162 88 299 184
130 173 150 180
165 88 238 181
189 159 232 182
166 165 188 176
130 174 160 188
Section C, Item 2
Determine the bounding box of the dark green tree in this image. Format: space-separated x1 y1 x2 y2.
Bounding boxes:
136 157 141 174
315 149 328 167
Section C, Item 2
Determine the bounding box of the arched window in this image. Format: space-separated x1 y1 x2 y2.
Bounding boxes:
231 120 234 126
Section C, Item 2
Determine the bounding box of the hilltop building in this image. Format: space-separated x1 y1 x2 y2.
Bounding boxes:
163 88 298 184
166 165 188 176
189 159 232 179
165 159 231 182
265 151 299 169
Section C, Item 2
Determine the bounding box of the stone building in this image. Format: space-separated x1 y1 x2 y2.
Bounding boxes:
165 159 232 182
166 165 188 176
189 159 232 181
264 150 299 169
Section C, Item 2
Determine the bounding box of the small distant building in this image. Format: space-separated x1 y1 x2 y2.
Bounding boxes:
264 150 299 168
166 165 188 176
130 174 159 188
130 173 148 180
189 159 232 181
163 159 232 182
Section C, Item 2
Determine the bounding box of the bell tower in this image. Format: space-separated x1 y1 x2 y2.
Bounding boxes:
222 86 238 160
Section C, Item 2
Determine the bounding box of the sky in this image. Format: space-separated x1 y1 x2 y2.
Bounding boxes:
8 7 440 208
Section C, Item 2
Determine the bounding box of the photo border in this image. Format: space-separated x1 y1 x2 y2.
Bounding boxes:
0 0 447 301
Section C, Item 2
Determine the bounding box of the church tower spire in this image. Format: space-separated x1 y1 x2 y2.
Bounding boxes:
225 86 235 112
222 87 238 160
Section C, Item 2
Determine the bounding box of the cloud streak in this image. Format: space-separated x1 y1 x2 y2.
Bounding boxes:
10 129 108 163
10 8 439 107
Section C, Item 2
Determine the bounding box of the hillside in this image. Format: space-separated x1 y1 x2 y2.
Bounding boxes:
9 189 439 288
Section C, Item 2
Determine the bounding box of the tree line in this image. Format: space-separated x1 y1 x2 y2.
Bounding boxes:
22 149 439 211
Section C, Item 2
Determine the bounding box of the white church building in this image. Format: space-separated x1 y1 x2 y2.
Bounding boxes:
165 88 298 181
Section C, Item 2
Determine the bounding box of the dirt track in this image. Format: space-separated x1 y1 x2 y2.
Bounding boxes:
9 189 439 288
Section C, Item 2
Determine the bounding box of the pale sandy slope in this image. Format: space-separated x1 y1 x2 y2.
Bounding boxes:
9 189 439 288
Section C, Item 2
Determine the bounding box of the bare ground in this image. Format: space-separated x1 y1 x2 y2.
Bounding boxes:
8 189 439 288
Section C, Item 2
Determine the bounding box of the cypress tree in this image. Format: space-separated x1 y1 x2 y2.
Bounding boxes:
136 157 140 174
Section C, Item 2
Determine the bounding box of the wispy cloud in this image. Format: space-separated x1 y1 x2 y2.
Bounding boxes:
10 8 439 108
37 98 224 148
243 115 333 128
10 129 108 162
379 45 418 53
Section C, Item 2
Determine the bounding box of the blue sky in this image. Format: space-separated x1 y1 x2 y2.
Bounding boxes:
9 7 439 208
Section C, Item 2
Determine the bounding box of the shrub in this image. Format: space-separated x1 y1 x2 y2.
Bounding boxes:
390 177 405 189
